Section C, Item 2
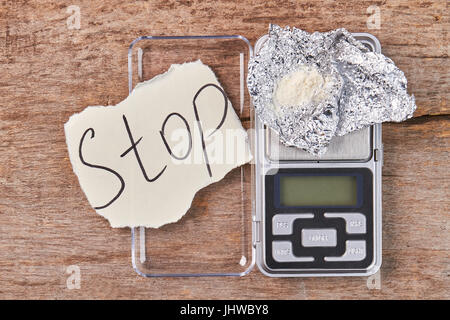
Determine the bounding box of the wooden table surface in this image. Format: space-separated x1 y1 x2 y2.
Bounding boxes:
0 0 448 299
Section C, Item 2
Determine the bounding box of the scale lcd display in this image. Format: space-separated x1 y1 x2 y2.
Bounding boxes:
279 175 358 207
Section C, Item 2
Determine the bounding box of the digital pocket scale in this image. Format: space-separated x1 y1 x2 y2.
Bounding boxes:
128 32 383 278
253 33 383 277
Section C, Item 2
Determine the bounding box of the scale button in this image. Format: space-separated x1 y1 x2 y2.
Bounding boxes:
272 214 314 235
325 240 366 262
272 241 314 262
301 229 337 247
324 213 366 234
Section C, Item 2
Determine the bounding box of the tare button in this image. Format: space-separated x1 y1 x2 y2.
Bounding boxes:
301 228 337 247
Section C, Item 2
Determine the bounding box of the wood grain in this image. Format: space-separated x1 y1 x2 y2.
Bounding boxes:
0 0 448 299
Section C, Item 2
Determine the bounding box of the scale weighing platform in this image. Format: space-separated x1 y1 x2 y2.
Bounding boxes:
254 33 383 277
128 32 383 278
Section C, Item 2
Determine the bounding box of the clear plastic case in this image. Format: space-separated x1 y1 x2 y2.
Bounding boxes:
128 35 255 277
128 32 382 278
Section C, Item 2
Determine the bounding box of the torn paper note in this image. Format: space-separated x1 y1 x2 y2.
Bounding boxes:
65 60 252 228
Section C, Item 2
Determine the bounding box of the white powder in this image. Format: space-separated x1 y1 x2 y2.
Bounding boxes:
273 65 332 111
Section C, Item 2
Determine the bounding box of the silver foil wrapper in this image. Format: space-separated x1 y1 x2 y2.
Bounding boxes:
248 24 416 155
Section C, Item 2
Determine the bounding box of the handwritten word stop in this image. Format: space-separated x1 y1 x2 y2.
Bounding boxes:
65 61 252 228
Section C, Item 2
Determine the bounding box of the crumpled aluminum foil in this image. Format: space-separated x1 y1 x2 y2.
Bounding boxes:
247 24 416 155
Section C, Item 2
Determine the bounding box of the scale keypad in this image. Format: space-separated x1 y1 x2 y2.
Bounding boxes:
268 212 369 265
264 167 374 271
